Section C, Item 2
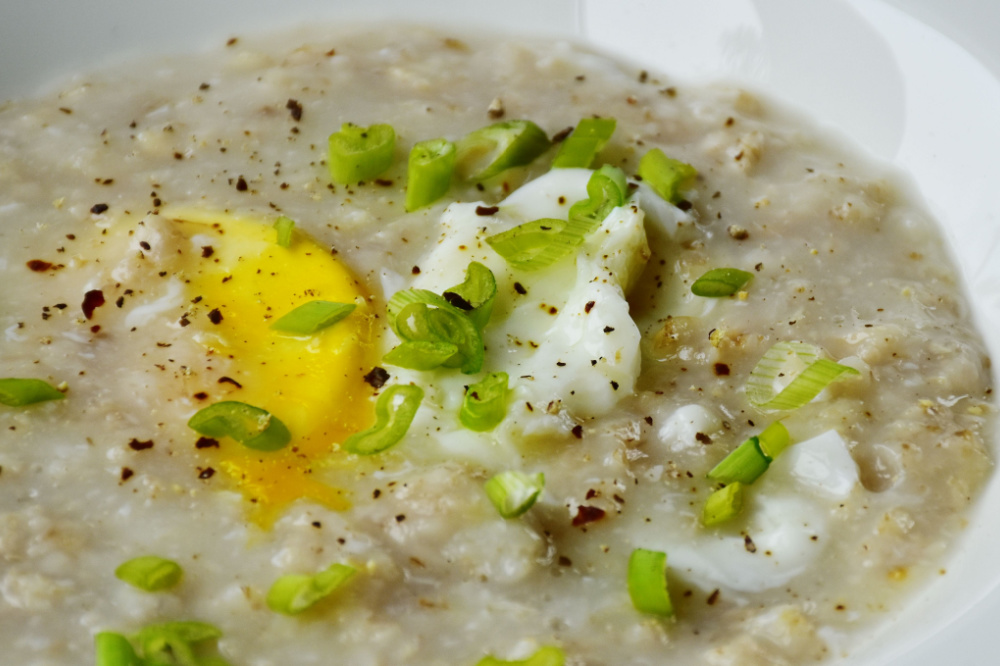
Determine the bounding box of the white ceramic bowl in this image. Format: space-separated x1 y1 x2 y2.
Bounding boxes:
3 2 999 663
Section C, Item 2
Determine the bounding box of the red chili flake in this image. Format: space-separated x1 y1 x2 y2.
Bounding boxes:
128 438 154 451
198 467 216 479
713 363 730 376
585 489 598 500
513 282 527 295
551 126 574 143
201 246 215 258
226 37 238 46
120 467 134 482
235 176 248 192
195 437 220 449
411 266 421 275
364 367 390 389
207 308 223 324
218 376 242 388
572 505 606 527
91 325 101 333
584 301 595 314
193 392 209 401
571 425 583 439
82 289 105 320
26 260 54 272
90 203 109 215
286 98 303 122
325 48 337 57
475 205 499 216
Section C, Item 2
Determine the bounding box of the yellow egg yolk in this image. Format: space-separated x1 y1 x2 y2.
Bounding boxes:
169 210 376 527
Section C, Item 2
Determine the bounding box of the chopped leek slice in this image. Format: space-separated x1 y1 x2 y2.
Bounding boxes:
460 372 510 431
707 422 790 484
701 482 745 526
406 138 456 211
746 341 860 411
187 401 291 452
94 632 139 666
627 548 674 617
690 267 753 297
551 117 616 168
273 216 295 248
342 384 423 455
327 122 396 184
638 148 697 204
114 555 183 592
484 470 544 518
476 646 566 666
443 261 497 331
270 300 356 335
0 378 64 407
132 621 222 666
266 563 356 615
456 120 550 182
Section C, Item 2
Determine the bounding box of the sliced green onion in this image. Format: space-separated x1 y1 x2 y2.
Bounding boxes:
95 632 139 666
133 621 222 666
188 401 291 452
627 548 674 617
476 646 566 666
266 562 356 615
460 372 510 432
456 120 550 182
114 556 183 592
270 300 356 335
746 341 861 411
342 384 423 455
707 422 790 484
485 470 544 519
383 340 459 371
566 164 627 231
0 378 65 407
552 117 617 169
405 138 456 211
638 148 697 204
701 482 745 526
386 286 486 374
327 122 396 184
442 261 497 331
273 216 295 248
690 268 753 297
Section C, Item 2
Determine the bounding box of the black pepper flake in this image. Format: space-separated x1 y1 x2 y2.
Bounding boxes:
193 392 209 401
82 289 105 320
707 589 721 605
198 467 216 480
442 291 473 311
644 416 654 426
676 199 693 211
513 282 527 295
26 260 54 272
195 437 220 449
551 126 574 143
373 488 382 499
120 467 134 482
201 246 215 258
475 205 499 216
572 505 606 527
713 363 730 376
90 203 109 215
235 176 248 192
695 432 712 445
199 82 211 91
411 266 421 275
395 514 406 522
207 308 224 324
571 425 583 439
115 296 125 308
558 556 573 567
128 438 154 451
584 301 595 314
218 376 242 388
286 98 303 121
374 178 393 187
603 325 614 333
744 535 757 553
139 241 151 251
363 367 390 389
610 380 619 391
90 325 101 334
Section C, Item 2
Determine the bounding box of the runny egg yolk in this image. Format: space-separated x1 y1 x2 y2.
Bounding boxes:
170 210 377 527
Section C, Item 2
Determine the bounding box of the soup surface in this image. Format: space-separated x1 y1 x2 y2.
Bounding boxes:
0 24 994 666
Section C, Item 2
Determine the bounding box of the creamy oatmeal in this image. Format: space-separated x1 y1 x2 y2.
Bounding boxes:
0 24 993 666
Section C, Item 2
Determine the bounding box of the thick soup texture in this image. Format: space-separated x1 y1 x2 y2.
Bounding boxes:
0 25 994 666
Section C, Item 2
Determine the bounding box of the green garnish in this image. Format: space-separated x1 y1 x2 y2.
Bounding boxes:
551 117 616 168
269 300 356 335
627 548 674 617
405 138 456 211
637 147 697 203
486 165 627 270
456 120 550 182
442 260 497 332
484 470 544 519
746 341 860 411
114 555 183 592
187 401 291 452
342 384 423 455
133 621 223 666
94 632 139 666
266 562 356 615
690 268 753 297
0 378 64 407
273 216 295 248
327 122 396 184
476 646 565 666
701 482 745 526
707 422 790 485
460 371 510 432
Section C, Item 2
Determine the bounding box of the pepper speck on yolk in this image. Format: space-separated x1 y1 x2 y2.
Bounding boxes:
172 210 376 527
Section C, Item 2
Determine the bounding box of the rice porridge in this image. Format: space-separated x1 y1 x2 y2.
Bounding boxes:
0 24 993 666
